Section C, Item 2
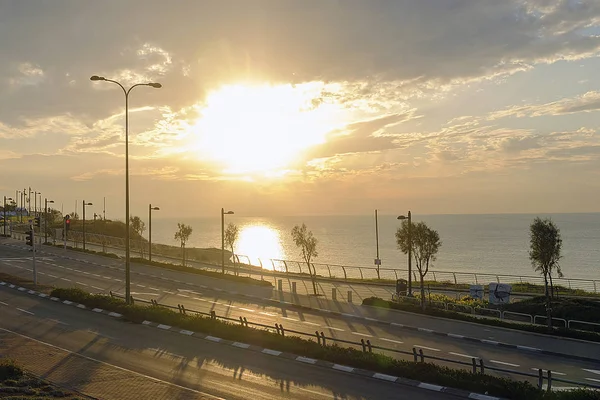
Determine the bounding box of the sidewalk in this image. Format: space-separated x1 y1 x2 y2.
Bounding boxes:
0 329 205 400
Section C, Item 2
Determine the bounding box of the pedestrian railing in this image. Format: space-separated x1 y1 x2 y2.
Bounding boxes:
109 291 600 392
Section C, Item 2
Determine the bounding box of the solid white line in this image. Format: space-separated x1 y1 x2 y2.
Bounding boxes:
380 338 404 345
490 360 520 368
76 282 88 286
351 332 372 338
364 317 379 322
373 373 397 382
481 339 499 345
586 378 600 383
449 352 478 359
518 345 540 352
418 382 444 391
0 327 225 400
390 322 404 328
332 364 354 373
583 369 600 375
414 345 440 352
16 308 34 315
0 301 8 306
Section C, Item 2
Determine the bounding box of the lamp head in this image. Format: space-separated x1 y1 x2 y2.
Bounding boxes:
225 211 234 215
148 82 162 88
49 200 54 204
152 207 160 211
90 75 105 81
397 215 407 220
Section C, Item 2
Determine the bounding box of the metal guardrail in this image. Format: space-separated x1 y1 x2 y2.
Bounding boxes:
108 291 600 392
8 226 600 294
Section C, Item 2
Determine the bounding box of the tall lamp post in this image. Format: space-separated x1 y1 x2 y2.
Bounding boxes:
148 204 159 262
397 211 412 296
82 201 93 250
221 208 234 274
44 198 54 243
91 75 162 305
3 196 12 236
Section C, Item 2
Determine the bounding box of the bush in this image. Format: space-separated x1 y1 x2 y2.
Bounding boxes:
48 288 581 400
362 297 600 342
0 359 23 381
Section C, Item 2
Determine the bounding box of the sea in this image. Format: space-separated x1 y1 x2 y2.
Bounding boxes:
146 213 600 281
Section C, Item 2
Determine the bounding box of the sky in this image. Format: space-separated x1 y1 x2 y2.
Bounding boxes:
2 0 600 219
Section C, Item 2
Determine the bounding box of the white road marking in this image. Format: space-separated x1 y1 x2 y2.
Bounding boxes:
282 317 298 321
450 352 478 359
296 356 317 364
232 342 250 349
351 332 372 338
490 360 520 367
91 286 103 291
373 373 397 382
414 345 440 352
533 368 566 376
0 301 8 306
447 333 464 339
0 327 225 400
380 338 404 345
137 284 146 288
262 348 281 356
583 369 600 375
586 378 600 383
60 278 71 282
238 308 255 312
418 328 434 333
76 282 88 286
302 321 320 326
419 382 444 391
259 312 277 316
16 308 34 315
48 274 57 278
149 287 160 291
332 364 354 373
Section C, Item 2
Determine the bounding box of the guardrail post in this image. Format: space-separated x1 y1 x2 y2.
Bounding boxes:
177 304 182 313
412 347 418 362
332 288 337 301
279 324 285 337
278 279 283 292
472 358 477 374
359 268 364 280
547 370 552 392
316 331 321 345
361 339 366 352
342 266 347 280
129 296 134 305
453 273 457 285
538 369 543 390
479 359 484 374
243 317 248 327
291 281 296 294
326 265 332 278
366 340 372 353
181 304 186 315
419 349 424 363
320 332 326 346
109 291 113 298
275 323 280 335
240 316 245 326
347 291 352 303
210 310 216 320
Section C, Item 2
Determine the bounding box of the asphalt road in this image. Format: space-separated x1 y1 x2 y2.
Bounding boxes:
1 240 600 389
0 284 461 400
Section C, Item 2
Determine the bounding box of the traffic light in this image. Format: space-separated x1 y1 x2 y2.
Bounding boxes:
34 216 41 228
26 230 33 246
64 215 71 233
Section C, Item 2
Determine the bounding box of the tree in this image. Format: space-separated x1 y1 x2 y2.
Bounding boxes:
529 217 562 328
291 223 319 295
174 223 193 266
224 223 240 276
130 215 146 257
396 221 441 310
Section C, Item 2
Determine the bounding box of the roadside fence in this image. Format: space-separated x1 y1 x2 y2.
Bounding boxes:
109 291 600 392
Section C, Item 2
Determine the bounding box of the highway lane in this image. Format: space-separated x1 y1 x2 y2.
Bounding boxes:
3 241 600 360
1 247 599 388
0 286 461 400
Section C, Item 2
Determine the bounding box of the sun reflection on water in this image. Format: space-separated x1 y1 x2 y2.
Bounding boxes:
235 224 285 270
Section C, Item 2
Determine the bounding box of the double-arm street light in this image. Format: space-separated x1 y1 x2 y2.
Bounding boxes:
3 196 12 236
82 201 93 250
397 211 412 296
44 198 54 243
90 75 162 305
221 208 234 274
148 204 160 262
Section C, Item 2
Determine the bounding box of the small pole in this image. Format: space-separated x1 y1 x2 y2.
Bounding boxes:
32 226 37 286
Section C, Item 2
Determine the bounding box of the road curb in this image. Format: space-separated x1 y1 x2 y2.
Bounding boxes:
0 280 504 400
3 241 599 365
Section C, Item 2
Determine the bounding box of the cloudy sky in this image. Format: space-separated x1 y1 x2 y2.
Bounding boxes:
2 0 600 218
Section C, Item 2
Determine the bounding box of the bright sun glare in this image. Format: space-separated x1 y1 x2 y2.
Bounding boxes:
235 225 284 268
191 82 343 175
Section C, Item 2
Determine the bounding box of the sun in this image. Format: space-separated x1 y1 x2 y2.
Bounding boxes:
189 82 343 175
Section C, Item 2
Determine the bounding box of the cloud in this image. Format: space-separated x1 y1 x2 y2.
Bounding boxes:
8 62 44 87
489 91 600 119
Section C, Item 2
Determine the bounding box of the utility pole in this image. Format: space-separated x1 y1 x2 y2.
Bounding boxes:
374 209 381 279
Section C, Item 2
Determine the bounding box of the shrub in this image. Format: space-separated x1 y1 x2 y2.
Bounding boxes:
0 359 23 381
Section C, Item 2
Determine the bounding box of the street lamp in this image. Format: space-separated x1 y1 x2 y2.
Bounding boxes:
82 201 93 250
44 198 54 243
3 196 12 236
91 75 162 305
397 211 412 296
148 204 159 262
221 208 234 274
